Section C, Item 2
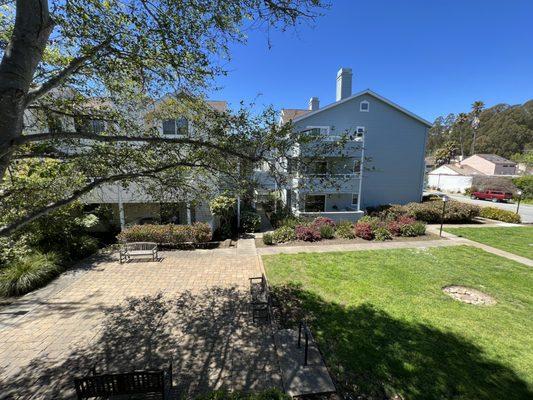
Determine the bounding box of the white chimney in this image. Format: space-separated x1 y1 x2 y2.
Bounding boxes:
309 97 319 111
336 67 353 101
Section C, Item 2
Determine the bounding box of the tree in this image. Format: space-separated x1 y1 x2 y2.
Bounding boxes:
0 0 327 236
434 140 459 166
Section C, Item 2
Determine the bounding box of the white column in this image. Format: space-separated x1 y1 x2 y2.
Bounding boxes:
357 135 365 212
186 203 192 225
117 185 125 230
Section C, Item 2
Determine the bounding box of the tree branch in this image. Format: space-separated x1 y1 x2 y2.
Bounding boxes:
0 161 209 236
15 131 260 161
25 39 111 104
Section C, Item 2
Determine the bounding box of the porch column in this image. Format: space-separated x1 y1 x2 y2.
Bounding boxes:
186 203 192 225
117 185 125 230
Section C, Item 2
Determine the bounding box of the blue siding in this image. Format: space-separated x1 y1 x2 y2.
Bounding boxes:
293 93 428 209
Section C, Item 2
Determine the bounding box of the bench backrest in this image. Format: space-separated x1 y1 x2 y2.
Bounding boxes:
74 370 164 399
124 242 157 251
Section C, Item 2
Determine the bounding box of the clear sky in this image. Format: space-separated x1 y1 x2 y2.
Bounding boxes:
207 0 533 122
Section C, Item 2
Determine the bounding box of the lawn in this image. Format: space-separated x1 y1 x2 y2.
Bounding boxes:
445 226 533 259
264 246 533 400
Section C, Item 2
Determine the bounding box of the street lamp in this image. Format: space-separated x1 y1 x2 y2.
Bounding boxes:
516 190 523 215
439 195 449 237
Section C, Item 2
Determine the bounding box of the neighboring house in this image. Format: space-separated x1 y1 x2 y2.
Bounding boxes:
272 67 432 222
427 154 518 193
460 154 517 176
427 164 485 193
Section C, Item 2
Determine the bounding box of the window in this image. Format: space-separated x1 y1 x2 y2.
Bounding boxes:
305 126 330 136
360 101 369 112
355 126 365 139
90 119 105 134
305 195 326 212
351 193 359 205
75 117 105 134
162 117 189 135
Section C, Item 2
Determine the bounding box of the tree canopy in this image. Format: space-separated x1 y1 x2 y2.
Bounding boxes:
427 100 533 160
0 0 328 236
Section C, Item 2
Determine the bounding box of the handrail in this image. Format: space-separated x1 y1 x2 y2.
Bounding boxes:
297 320 314 366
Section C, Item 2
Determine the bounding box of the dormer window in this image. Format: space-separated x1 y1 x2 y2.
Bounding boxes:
360 101 369 112
163 117 188 135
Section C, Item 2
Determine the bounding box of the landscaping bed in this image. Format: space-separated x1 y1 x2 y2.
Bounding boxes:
264 246 533 400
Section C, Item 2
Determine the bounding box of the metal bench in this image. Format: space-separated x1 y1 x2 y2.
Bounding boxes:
250 274 270 323
74 364 172 399
119 242 158 263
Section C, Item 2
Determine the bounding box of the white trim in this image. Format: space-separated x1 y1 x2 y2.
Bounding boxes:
292 89 432 127
360 100 369 112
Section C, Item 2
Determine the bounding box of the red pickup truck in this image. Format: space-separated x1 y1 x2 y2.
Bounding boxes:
471 189 513 202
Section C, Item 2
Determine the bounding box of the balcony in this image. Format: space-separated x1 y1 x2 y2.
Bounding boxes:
297 136 363 158
293 173 361 194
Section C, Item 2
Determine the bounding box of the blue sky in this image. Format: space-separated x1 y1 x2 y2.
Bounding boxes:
208 0 533 122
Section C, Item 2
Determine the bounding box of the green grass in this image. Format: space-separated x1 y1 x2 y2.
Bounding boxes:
445 226 533 259
264 246 533 400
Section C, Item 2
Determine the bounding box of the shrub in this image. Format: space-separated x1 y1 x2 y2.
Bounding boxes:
311 217 336 229
387 215 416 236
295 225 321 242
405 200 480 223
319 224 335 239
400 221 427 237
117 224 213 245
354 222 374 240
358 215 382 229
272 226 296 243
336 221 355 239
278 215 307 229
191 222 212 243
0 252 61 297
269 208 293 228
374 227 392 241
241 211 261 232
263 233 274 245
479 207 521 223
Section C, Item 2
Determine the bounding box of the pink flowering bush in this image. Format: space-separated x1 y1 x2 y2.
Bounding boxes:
295 225 321 242
354 222 374 240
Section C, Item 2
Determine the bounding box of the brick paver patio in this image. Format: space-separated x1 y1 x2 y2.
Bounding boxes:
0 244 281 399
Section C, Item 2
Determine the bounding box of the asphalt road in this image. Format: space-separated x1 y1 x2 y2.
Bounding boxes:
446 193 533 224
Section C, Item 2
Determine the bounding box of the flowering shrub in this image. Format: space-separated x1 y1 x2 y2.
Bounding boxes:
311 217 336 229
405 200 480 223
354 222 374 240
479 207 521 223
117 223 212 245
295 225 321 242
387 216 416 236
272 226 296 243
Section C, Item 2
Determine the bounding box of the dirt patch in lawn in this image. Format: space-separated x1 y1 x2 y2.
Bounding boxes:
443 285 496 306
255 233 441 248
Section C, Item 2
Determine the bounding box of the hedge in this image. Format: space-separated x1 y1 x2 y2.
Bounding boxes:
479 207 521 223
117 223 212 245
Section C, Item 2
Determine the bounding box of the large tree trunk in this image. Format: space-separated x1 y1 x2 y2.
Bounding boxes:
0 0 53 180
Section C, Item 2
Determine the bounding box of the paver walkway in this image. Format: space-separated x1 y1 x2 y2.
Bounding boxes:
0 249 280 399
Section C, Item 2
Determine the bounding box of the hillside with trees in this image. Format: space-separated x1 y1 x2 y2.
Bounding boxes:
427 100 533 163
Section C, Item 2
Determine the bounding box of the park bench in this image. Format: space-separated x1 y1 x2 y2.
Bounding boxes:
74 363 172 399
119 242 158 263
250 273 270 323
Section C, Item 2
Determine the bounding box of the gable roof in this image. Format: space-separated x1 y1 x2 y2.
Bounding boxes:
291 89 432 127
469 154 516 165
280 108 310 124
429 163 484 176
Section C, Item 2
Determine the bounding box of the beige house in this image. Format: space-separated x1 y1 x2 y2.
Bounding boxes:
460 154 517 176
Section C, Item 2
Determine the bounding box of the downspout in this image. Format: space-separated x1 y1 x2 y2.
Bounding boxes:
356 134 365 211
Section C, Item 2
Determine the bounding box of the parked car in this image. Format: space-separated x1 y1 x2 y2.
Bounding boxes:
471 189 513 202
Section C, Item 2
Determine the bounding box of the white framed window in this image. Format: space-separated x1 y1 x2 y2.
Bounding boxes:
162 117 189 135
305 126 330 136
351 193 359 205
360 101 369 112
